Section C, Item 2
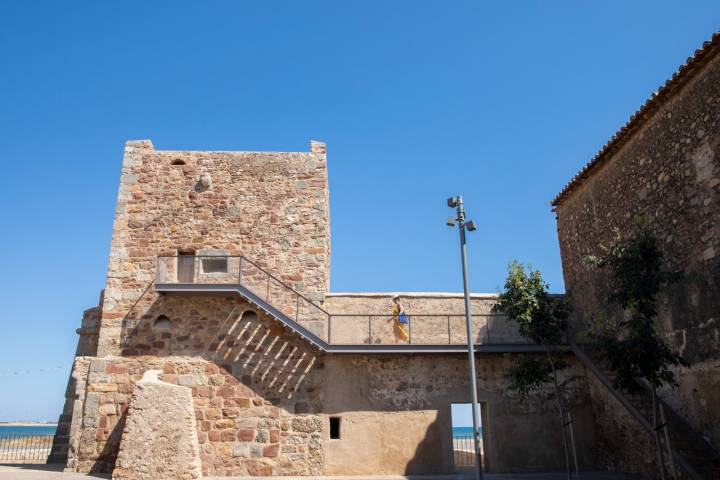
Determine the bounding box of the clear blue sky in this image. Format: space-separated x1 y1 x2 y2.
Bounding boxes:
452 403 479 429
0 1 717 421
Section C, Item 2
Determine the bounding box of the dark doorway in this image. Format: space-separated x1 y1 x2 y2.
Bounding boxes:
177 251 195 283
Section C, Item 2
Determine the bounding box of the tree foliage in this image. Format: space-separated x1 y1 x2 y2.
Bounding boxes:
584 229 687 393
499 261 570 346
498 261 570 397
505 354 554 401
499 262 579 476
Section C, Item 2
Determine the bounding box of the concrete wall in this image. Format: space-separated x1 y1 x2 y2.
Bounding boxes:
96 140 331 356
554 45 720 469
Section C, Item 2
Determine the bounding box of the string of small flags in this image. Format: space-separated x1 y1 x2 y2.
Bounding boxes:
0 366 67 376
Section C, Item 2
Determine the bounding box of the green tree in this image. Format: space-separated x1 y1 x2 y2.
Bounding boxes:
499 261 578 479
585 228 687 480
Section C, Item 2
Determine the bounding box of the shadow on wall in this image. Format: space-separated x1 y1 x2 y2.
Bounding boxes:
119 293 322 408
90 411 126 474
100 292 595 475
404 411 450 474
75 295 325 473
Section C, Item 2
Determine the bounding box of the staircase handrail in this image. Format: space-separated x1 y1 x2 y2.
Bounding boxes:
156 254 331 315
570 338 703 480
238 255 331 315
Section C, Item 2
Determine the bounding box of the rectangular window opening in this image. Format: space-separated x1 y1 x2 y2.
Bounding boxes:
329 417 341 440
202 257 228 273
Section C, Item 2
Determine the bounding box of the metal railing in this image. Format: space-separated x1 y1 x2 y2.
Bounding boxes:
571 334 720 480
156 255 535 346
327 313 531 345
453 435 480 467
0 434 53 464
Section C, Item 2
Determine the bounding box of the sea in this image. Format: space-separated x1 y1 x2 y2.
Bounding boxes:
0 425 57 437
4 424 472 439
452 426 481 438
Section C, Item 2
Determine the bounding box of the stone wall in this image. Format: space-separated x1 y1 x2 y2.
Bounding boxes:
112 372 203 480
48 292 103 464
554 45 720 460
64 353 597 476
323 293 526 344
62 294 598 475
55 137 602 476
63 356 326 476
583 374 660 477
96 140 331 356
322 353 597 474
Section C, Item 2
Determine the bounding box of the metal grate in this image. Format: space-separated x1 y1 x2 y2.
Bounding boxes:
453 434 479 467
0 434 54 464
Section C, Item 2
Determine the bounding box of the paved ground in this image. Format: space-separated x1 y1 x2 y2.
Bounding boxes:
0 465 636 480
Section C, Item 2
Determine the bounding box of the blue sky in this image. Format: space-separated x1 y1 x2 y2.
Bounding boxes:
0 1 717 421
452 403 479 429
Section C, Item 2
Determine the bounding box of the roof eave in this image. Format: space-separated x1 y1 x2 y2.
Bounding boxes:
551 31 720 208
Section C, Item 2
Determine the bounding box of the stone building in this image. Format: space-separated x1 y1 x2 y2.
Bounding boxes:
553 32 720 477
51 139 599 476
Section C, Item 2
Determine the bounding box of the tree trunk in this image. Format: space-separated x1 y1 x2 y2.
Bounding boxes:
652 384 668 480
567 411 580 479
659 404 678 480
546 349 572 480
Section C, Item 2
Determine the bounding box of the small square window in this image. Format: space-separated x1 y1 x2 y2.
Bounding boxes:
202 258 228 273
329 417 341 439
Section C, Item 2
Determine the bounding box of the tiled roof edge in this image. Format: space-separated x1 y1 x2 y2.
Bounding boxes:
551 31 720 207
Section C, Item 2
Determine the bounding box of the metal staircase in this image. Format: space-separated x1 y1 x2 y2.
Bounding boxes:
155 255 557 354
572 340 720 479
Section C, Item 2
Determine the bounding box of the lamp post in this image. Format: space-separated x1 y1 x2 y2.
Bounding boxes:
447 195 483 480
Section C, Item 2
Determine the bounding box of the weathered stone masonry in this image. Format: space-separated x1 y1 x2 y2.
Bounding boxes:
54 139 599 476
553 32 720 475
98 140 331 357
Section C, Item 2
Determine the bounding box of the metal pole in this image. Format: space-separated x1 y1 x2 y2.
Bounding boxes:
567 411 580 480
455 197 484 480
